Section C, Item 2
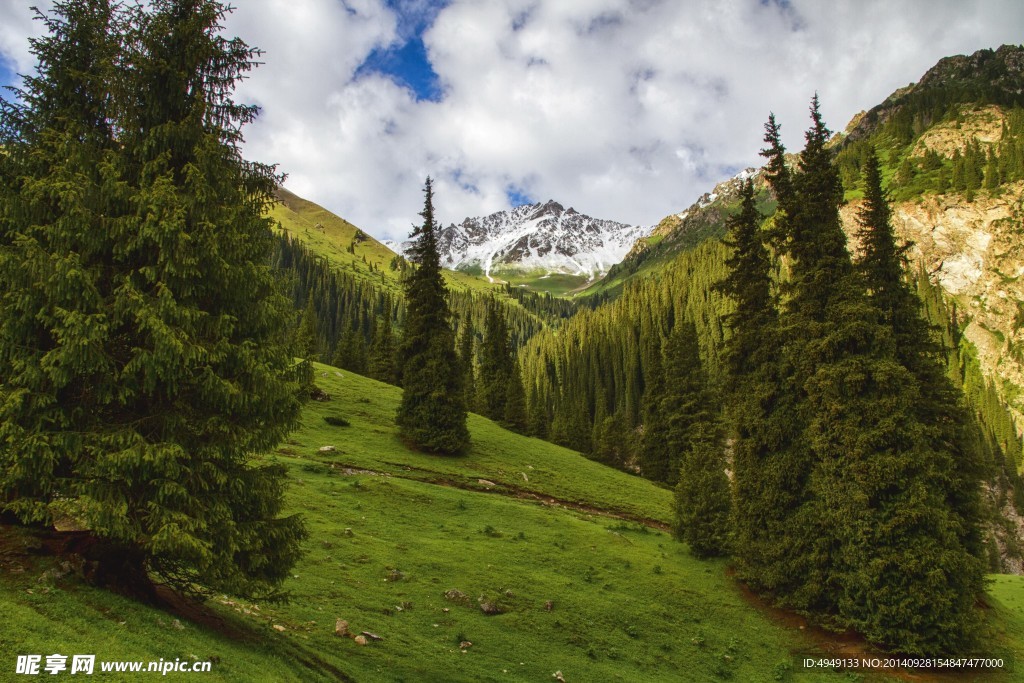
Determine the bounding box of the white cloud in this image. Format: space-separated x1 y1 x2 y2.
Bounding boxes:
1 0 1022 241
0 1 51 74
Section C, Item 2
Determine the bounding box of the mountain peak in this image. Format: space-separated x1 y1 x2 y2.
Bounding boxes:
390 201 651 283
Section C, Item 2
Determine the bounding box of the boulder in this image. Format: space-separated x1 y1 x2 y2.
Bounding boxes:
479 600 502 616
335 619 349 637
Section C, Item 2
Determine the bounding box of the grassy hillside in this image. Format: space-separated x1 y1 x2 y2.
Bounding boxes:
11 364 1022 680
271 187 500 295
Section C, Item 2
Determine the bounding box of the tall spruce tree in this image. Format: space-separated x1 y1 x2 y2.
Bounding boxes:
368 298 398 385
674 419 731 558
396 178 469 454
669 321 730 557
850 148 985 651
0 0 308 600
740 99 984 653
457 315 477 411
478 298 511 421
717 176 797 588
478 297 527 432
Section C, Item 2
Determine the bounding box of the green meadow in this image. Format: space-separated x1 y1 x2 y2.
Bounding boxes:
3 364 1023 681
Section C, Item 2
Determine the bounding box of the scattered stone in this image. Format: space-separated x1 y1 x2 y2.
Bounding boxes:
335 619 349 637
309 386 331 401
361 631 383 642
504 589 514 598
343 528 354 537
544 600 554 611
553 671 566 682
387 568 405 582
459 641 472 650
318 445 336 453
478 600 502 616
354 635 368 646
477 479 496 487
521 472 529 482
444 589 469 604
272 624 286 632
171 619 185 631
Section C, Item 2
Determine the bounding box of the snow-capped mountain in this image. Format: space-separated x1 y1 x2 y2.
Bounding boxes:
388 200 652 282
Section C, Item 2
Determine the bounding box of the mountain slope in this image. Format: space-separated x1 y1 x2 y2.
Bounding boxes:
271 187 502 295
6 362 982 682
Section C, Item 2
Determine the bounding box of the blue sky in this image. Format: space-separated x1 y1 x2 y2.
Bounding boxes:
1 0 1022 240
355 0 446 103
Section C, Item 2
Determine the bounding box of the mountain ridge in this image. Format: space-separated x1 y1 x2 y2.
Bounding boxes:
387 200 651 284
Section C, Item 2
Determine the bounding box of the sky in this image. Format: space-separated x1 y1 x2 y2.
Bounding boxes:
0 0 1022 241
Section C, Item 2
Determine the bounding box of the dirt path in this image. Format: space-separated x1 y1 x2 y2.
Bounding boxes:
329 458 672 531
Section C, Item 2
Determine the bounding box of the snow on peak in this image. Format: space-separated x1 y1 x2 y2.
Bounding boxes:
391 201 652 282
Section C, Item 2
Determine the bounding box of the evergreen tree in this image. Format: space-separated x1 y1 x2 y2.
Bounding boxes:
457 315 477 411
477 297 527 432
852 147 985 651
368 298 398 385
673 418 731 558
655 321 712 485
395 178 469 454
504 358 528 432
0 0 308 600
478 299 511 421
527 384 548 439
294 296 320 360
717 175 796 588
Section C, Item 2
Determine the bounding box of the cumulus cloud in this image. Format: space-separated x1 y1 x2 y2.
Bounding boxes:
1 0 1022 241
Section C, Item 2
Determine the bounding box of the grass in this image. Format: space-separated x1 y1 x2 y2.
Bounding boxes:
3 364 1024 681
271 187 503 296
499 270 592 297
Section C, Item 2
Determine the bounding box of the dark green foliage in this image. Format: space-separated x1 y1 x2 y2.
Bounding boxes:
368 299 398 385
477 298 527 432
725 102 985 654
395 179 469 454
323 416 351 427
641 323 715 486
294 296 321 360
0 0 307 600
457 314 477 410
673 420 731 558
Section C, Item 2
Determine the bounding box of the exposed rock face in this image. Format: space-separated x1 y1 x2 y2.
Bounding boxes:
389 201 651 281
840 182 1024 422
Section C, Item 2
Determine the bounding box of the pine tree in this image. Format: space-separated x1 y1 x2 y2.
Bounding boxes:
457 314 476 409
851 147 985 651
478 299 511 421
504 358 528 432
395 178 469 454
661 322 714 486
368 298 398 385
673 418 731 558
294 296 320 360
0 0 308 600
527 384 548 439
717 175 795 586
